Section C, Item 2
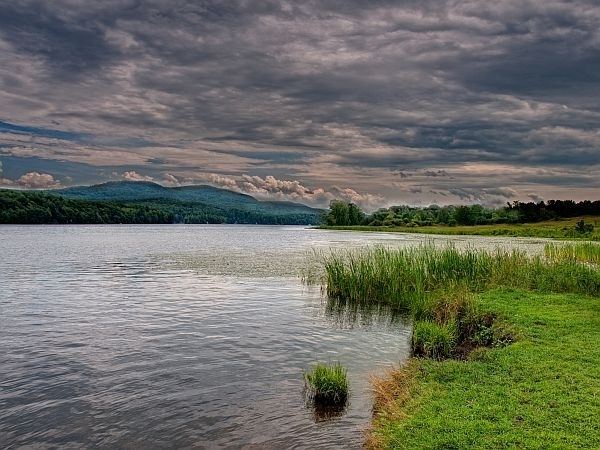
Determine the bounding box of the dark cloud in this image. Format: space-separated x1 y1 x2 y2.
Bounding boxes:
447 187 518 207
424 170 449 178
0 0 598 206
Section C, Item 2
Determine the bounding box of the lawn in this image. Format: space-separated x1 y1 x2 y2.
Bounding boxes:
369 289 600 449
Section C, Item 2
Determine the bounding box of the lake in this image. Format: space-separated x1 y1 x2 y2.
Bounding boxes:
0 225 549 448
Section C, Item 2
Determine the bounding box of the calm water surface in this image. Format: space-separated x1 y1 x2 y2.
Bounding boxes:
0 226 549 448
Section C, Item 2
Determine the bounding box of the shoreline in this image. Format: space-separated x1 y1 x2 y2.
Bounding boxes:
316 244 600 447
317 216 600 241
367 288 600 448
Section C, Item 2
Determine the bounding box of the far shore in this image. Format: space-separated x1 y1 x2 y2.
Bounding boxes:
317 215 600 241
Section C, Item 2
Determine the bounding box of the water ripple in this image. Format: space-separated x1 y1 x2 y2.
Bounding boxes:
0 225 548 448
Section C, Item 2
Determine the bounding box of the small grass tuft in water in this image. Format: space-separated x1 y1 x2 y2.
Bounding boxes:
304 362 349 405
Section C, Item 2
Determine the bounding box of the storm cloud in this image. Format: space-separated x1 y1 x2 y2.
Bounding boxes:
0 0 598 207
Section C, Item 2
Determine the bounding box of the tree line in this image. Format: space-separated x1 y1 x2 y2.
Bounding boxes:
0 190 321 225
323 199 600 227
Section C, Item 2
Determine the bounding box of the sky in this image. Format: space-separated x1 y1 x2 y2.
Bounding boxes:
0 0 599 210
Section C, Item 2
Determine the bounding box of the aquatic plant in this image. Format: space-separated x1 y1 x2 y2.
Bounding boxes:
545 241 600 264
304 362 349 405
321 244 600 360
323 245 600 309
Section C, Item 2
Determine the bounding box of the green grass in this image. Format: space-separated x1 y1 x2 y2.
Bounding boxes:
324 245 600 312
320 216 600 240
411 320 457 360
304 362 349 405
370 289 600 449
545 241 600 264
316 245 600 447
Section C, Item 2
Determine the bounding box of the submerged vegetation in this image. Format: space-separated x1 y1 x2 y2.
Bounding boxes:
313 244 600 447
304 362 349 405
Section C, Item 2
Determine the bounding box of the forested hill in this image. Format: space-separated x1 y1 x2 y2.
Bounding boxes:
0 181 324 225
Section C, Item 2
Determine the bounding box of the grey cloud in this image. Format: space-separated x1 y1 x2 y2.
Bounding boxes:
447 187 518 206
423 170 449 178
0 0 598 204
205 173 383 209
527 193 545 202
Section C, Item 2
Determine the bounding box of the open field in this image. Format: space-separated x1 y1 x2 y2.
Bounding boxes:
320 216 600 240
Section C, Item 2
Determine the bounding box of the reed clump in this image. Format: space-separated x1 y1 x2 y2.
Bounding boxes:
324 245 600 310
545 242 600 264
304 362 349 405
322 244 600 359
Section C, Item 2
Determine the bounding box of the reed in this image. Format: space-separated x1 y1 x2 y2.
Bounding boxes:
324 245 600 310
304 362 349 405
545 241 600 264
322 244 600 359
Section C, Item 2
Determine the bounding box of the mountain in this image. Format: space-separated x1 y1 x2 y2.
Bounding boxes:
0 181 324 225
0 181 322 225
54 181 321 216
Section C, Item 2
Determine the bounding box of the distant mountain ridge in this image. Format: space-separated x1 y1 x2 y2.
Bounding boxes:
0 181 323 225
54 180 321 215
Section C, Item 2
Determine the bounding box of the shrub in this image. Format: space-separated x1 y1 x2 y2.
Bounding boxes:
575 219 594 234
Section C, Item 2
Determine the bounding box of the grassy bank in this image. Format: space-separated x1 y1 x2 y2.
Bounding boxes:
369 289 600 448
319 216 600 240
317 245 600 448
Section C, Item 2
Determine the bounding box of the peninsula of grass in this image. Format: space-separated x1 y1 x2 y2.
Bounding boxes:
319 216 600 241
304 362 349 405
316 245 600 448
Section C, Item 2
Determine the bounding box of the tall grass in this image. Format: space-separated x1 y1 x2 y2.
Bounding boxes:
412 320 457 359
324 245 600 312
322 244 600 359
304 362 349 405
545 242 600 264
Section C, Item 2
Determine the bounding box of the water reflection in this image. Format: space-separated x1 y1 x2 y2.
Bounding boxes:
310 402 349 423
323 296 411 331
1 225 415 449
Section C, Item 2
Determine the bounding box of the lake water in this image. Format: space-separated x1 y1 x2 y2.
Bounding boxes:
0 225 549 449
